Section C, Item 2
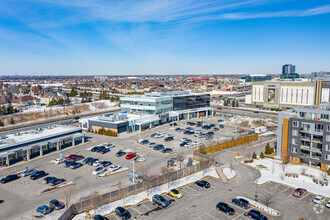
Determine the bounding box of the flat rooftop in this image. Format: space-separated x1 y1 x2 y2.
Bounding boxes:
0 125 82 150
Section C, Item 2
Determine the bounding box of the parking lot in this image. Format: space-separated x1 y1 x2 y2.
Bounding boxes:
105 167 330 220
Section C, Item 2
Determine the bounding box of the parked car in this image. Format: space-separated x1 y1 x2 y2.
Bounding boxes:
212 127 220 131
154 134 163 139
180 142 188 147
150 133 158 138
244 209 268 220
30 170 47 180
1 174 19 183
21 169 37 177
126 153 136 160
49 178 65 186
116 151 126 157
193 141 201 146
64 160 76 168
231 198 250 209
148 142 157 148
202 125 211 130
254 111 260 114
105 144 115 149
169 189 182 199
91 146 101 152
70 162 83 169
181 137 190 142
94 215 107 220
164 137 174 142
313 195 326 204
36 205 54 215
152 194 170 208
206 131 214 136
195 180 210 188
139 139 149 145
216 202 235 215
153 145 165 151
219 124 224 128
100 148 110 154
157 130 165 134
83 157 94 164
93 167 106 175
109 165 122 172
93 160 102 167
218 119 224 122
43 176 56 184
88 159 99 166
49 199 65 210
292 188 307 197
167 133 174 137
95 146 106 152
326 200 330 208
66 154 84 161
175 128 184 132
100 161 112 167
54 158 66 164
115 206 131 219
161 148 173 154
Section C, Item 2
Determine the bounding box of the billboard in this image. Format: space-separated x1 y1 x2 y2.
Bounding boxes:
268 89 275 104
321 88 330 103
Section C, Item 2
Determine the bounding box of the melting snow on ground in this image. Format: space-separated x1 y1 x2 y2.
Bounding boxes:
72 167 218 219
243 158 330 197
222 167 237 180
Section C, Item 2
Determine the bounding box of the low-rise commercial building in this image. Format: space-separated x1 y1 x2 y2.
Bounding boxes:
277 105 330 171
0 125 84 166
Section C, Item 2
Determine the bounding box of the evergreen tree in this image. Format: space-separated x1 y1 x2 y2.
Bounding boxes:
235 100 239 107
0 119 4 126
115 96 120 102
10 117 15 125
232 99 236 107
110 96 115 102
252 152 257 159
260 151 265 159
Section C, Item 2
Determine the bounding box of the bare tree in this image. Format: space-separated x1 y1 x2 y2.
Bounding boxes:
139 163 150 180
90 190 100 208
62 186 75 208
321 171 327 181
176 151 184 169
160 166 173 188
230 159 234 173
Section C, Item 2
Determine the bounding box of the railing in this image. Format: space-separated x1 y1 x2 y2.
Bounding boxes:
58 160 210 220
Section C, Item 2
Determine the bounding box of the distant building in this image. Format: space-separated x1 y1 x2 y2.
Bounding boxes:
281 64 299 79
277 105 330 171
40 90 69 105
12 95 40 107
244 74 272 82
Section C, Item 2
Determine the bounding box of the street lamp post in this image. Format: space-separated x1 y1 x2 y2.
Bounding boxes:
255 179 258 202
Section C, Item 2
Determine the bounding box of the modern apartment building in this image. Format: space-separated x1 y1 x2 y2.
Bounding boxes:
281 64 299 79
277 105 330 171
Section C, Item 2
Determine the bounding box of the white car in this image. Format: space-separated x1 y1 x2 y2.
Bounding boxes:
109 165 122 172
54 158 66 164
92 167 106 175
93 160 101 167
194 130 202 134
193 141 201 146
185 143 194 148
326 200 330 208
135 157 146 162
21 169 37 177
154 134 163 139
106 144 115 149
313 195 326 204
157 131 165 134
181 138 188 142
167 133 174 137
233 128 238 133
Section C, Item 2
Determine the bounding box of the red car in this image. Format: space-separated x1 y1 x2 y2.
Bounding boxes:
125 153 136 160
292 188 307 197
217 107 222 110
66 154 84 161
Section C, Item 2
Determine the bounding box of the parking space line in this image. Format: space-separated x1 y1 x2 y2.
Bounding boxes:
205 212 220 220
232 212 246 220
279 186 291 194
300 193 310 200
141 203 153 211
131 207 143 215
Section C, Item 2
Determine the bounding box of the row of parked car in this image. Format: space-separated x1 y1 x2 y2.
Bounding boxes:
138 139 174 153
91 143 116 154
36 199 65 215
293 188 330 208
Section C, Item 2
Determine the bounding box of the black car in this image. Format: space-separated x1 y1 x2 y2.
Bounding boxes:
245 209 268 220
173 123 177 126
87 159 99 166
115 206 131 219
96 146 106 152
180 142 188 147
91 146 101 152
1 174 19 183
150 133 158 138
64 160 75 168
0 200 3 204
196 124 202 127
49 199 65 210
43 176 56 184
100 148 110 154
161 148 173 153
83 157 93 164
94 214 107 220
195 180 210 188
70 162 83 169
202 125 211 130
100 161 112 167
209 124 216 127
30 171 47 180
216 202 235 215
164 137 174 142
116 151 126 157
140 140 149 145
49 178 65 186
231 198 250 209
206 131 214 136
153 145 164 151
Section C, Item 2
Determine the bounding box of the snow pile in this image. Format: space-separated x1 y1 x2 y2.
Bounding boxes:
226 115 277 128
222 167 237 180
259 131 276 136
72 167 218 219
98 167 129 177
208 90 240 95
236 196 280 216
243 158 330 197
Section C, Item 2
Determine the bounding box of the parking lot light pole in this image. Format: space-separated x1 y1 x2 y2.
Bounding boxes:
131 161 135 183
255 179 258 202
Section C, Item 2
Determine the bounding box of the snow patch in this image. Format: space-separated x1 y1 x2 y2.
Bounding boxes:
222 167 237 180
236 196 280 216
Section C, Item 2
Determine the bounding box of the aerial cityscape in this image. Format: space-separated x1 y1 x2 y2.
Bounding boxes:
1 1 330 220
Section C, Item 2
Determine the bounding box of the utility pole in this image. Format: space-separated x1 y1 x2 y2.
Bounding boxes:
255 179 258 202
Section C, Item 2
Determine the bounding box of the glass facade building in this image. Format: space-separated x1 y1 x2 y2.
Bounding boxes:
172 95 210 111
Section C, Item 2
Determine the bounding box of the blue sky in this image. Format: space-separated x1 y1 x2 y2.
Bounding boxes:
0 0 330 75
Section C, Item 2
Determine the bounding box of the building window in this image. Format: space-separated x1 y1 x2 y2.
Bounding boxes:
315 124 324 132
327 125 330 131
306 89 309 104
292 130 298 136
286 88 288 102
291 89 293 103
321 114 329 120
296 89 298 103
326 154 330 161
293 121 299 127
326 144 330 151
299 112 306 118
292 138 297 145
326 135 330 142
301 89 303 104
291 147 297 153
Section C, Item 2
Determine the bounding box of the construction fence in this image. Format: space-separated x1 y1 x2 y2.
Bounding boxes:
197 134 259 154
58 160 210 220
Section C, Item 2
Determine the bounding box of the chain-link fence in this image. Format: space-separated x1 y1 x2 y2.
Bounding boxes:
58 160 210 220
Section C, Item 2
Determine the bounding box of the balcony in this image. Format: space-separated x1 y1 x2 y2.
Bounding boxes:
301 136 311 142
312 138 323 143
299 128 310 133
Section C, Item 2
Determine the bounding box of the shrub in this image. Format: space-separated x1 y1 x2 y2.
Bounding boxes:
252 152 257 159
328 168 330 176
198 145 207 155
259 152 265 159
